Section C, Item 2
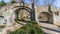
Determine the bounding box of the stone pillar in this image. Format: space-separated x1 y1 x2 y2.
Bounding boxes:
53 14 60 26
35 6 39 22
48 5 53 23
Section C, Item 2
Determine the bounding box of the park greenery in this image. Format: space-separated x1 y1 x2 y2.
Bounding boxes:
9 21 44 34
0 0 6 7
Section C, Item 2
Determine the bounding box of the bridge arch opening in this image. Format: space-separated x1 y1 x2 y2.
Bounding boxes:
38 12 50 22
13 6 32 22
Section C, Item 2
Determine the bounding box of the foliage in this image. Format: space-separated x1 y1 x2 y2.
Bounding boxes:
0 0 6 7
15 19 25 25
11 0 17 3
9 21 44 34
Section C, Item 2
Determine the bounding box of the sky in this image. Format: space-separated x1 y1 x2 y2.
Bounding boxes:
23 0 54 6
53 0 60 9
0 0 60 9
0 0 10 2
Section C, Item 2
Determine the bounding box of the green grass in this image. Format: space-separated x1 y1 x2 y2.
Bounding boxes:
9 21 44 34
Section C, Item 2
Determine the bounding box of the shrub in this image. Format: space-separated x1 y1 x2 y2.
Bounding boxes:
9 21 44 34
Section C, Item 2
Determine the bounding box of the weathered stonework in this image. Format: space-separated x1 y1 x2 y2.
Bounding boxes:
0 3 60 27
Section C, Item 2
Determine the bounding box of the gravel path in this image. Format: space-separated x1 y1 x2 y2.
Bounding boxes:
39 22 60 34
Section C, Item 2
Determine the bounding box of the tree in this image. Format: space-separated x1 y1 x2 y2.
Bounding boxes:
31 0 36 21
0 0 6 7
11 0 17 3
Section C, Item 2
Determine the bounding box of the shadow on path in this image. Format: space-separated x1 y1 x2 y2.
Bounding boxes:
44 32 49 34
41 26 60 33
39 21 53 24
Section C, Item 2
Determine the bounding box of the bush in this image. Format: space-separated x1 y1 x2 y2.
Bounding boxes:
9 21 44 34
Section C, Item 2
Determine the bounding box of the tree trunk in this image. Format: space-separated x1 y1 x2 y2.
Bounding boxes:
31 0 36 21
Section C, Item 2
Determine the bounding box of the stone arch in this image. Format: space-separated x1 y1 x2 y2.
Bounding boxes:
38 12 50 22
12 6 32 13
13 6 32 21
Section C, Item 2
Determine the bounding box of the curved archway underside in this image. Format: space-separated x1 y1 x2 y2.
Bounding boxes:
14 6 32 22
38 12 50 22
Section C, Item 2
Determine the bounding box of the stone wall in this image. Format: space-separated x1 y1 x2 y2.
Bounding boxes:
0 3 60 26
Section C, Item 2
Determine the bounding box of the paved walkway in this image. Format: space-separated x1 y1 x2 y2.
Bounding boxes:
39 22 60 34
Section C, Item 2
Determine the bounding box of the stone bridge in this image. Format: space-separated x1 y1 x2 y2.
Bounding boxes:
0 3 60 27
